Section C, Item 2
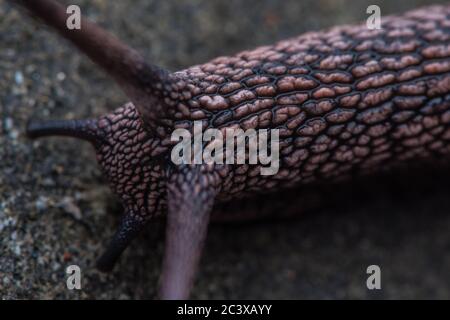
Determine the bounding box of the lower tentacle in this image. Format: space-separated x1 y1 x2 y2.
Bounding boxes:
27 119 102 144
96 213 147 272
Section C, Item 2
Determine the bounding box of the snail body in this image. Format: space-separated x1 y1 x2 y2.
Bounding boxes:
11 0 450 299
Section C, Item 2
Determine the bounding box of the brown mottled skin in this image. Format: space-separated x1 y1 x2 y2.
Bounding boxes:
10 0 450 299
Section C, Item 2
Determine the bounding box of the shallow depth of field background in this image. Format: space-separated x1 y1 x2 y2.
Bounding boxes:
1 0 450 299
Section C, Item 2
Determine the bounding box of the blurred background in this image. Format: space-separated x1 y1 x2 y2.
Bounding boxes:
1 0 450 299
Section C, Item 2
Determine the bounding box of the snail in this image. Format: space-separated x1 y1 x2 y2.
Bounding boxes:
10 0 450 299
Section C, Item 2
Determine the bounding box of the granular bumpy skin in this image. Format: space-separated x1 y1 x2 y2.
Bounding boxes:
11 0 450 299
170 5 450 199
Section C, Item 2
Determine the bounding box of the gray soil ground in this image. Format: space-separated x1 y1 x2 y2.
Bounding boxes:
1 0 450 299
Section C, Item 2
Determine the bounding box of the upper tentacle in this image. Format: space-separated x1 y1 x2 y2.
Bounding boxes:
9 0 179 136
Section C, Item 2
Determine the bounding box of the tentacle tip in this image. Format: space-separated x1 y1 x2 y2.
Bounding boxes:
96 254 116 273
26 119 45 139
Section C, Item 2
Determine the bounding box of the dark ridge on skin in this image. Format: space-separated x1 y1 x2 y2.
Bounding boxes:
9 0 450 299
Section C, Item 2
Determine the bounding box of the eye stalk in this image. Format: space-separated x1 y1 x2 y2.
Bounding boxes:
11 0 177 136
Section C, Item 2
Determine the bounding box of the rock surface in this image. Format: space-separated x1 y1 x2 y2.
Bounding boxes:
1 0 449 299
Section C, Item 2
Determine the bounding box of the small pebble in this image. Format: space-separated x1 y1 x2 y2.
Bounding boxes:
57 72 66 81
4 117 13 131
63 251 72 262
52 262 61 271
14 244 21 256
9 130 19 140
14 71 23 85
35 196 49 212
